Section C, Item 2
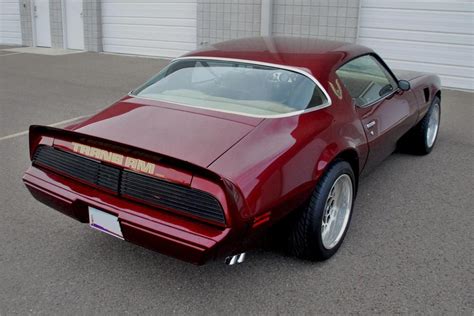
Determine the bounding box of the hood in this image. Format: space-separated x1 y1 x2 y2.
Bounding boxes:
63 97 262 168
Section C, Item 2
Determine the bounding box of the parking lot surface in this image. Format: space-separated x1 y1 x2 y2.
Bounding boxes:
0 51 472 314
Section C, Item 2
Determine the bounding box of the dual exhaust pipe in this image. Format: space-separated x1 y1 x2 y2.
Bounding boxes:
225 252 246 265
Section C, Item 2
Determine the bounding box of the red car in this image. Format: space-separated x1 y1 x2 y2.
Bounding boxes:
23 37 441 265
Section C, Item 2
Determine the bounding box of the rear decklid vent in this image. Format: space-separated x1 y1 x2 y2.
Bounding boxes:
33 146 120 192
120 170 225 223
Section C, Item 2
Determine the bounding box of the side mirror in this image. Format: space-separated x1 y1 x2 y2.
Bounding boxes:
398 80 411 91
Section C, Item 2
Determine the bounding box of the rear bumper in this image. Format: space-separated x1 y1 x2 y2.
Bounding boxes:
23 167 236 265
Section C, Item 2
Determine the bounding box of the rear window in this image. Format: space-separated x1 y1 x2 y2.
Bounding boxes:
132 59 329 117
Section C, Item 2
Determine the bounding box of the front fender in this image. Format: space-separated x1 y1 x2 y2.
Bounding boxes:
409 74 442 123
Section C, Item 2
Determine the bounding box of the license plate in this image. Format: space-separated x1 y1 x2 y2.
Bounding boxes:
88 207 123 239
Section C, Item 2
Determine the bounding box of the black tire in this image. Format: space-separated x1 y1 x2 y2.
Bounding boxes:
399 96 441 155
287 160 356 261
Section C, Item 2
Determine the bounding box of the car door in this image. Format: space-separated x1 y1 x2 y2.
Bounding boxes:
336 54 418 172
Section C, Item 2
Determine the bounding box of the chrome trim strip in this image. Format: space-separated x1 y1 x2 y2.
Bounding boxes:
366 120 376 129
129 94 332 119
129 56 332 119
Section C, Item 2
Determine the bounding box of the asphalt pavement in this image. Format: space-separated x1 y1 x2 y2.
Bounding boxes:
0 50 473 314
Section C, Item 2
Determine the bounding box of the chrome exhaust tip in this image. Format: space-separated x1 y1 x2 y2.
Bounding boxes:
225 252 246 265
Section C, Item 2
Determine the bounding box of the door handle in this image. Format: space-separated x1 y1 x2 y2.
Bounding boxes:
366 121 376 129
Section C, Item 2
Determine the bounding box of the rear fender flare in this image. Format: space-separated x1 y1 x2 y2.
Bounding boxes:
313 144 361 190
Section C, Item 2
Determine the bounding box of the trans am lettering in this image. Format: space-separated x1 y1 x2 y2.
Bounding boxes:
124 157 155 174
71 142 155 175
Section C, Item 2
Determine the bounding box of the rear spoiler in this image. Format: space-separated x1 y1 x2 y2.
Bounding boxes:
28 125 253 226
28 125 220 181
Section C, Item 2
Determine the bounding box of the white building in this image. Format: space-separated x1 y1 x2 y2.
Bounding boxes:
0 0 472 90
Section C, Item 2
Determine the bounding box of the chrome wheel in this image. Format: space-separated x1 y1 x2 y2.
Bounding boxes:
321 174 353 250
426 102 440 148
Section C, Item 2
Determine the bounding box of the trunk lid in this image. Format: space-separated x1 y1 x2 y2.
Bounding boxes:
59 97 261 168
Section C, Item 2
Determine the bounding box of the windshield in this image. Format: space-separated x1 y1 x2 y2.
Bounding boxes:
132 59 329 117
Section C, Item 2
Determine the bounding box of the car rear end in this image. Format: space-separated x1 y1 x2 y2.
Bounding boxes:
23 125 249 265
